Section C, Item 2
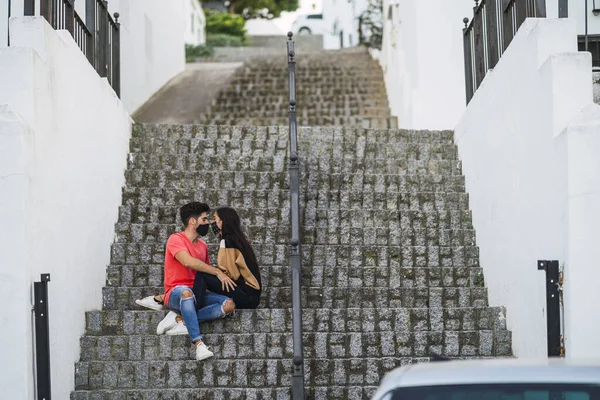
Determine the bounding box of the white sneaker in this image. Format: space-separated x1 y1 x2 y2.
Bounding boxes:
136 295 165 311
165 321 189 336
195 342 214 361
156 311 178 335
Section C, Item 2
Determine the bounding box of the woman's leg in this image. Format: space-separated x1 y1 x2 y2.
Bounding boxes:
200 272 261 309
196 292 235 322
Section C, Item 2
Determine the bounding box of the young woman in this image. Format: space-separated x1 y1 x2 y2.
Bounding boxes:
197 206 262 309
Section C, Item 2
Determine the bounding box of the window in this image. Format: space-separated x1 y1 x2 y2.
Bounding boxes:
307 14 323 19
578 35 600 68
387 384 600 400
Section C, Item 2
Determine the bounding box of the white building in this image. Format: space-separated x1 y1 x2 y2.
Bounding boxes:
185 0 207 46
321 0 369 49
378 0 600 360
0 1 189 398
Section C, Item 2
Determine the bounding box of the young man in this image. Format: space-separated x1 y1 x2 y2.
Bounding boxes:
156 201 237 361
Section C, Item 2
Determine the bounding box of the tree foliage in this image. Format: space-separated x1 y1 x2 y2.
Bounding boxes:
229 0 299 19
359 0 383 49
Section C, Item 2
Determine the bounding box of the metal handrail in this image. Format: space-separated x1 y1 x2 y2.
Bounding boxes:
286 31 305 400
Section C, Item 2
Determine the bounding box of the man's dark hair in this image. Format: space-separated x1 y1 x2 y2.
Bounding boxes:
180 202 210 227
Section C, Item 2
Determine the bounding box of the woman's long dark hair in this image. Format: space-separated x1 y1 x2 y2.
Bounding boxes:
216 206 259 270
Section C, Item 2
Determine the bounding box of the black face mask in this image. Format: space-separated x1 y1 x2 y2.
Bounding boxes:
210 221 220 235
196 223 209 237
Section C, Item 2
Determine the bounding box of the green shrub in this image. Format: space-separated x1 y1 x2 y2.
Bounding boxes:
206 33 246 47
185 44 214 62
205 11 246 37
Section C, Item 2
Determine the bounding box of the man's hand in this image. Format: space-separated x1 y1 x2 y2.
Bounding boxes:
216 270 237 293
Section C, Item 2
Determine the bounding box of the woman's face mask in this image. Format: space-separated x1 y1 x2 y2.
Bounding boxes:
210 221 220 235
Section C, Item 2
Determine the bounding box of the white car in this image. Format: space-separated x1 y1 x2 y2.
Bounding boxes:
372 358 600 400
291 14 327 35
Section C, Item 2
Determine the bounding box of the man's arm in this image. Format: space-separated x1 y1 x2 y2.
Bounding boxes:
175 250 218 274
175 250 237 292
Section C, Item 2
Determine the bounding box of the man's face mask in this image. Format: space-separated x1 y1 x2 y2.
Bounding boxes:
196 223 209 237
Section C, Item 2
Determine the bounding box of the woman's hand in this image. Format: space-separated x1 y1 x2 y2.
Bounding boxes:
216 270 237 292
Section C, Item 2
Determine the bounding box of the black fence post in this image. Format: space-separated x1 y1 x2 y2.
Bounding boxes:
65 0 75 36
85 0 96 68
463 18 474 104
287 32 305 400
537 261 561 357
34 274 52 400
112 12 120 97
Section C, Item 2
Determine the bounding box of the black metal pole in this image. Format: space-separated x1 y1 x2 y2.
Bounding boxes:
586 0 589 51
34 274 52 400
287 31 305 400
537 261 561 357
112 13 120 97
462 18 474 104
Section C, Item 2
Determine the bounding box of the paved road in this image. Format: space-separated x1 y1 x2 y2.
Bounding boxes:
134 62 242 124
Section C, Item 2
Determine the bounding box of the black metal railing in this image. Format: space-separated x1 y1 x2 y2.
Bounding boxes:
538 261 562 357
463 0 547 103
33 274 52 400
24 0 121 97
286 31 305 400
578 34 600 67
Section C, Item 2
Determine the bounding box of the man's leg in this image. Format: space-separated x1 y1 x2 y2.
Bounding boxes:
167 286 202 344
167 286 215 361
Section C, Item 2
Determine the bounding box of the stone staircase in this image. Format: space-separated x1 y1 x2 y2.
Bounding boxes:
198 48 398 129
71 124 512 399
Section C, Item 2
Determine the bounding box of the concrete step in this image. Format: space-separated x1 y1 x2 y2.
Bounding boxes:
78 330 510 362
85 307 509 336
114 226 476 249
132 125 454 145
110 238 480 266
101 286 489 310
116 206 473 227
121 188 469 211
128 139 458 160
126 156 461 175
73 357 440 390
71 386 379 400
123 171 466 193
106 264 486 290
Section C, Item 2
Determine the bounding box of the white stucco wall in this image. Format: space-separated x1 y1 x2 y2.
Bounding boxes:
568 0 600 35
0 17 132 399
0 0 8 47
455 17 600 358
379 0 473 130
184 0 206 46
107 0 186 113
2 0 186 114
322 0 367 49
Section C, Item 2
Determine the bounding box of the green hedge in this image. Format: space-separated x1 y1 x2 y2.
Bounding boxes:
185 44 214 62
205 12 246 37
206 33 246 47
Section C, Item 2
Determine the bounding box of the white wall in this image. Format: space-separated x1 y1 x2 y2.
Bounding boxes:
0 17 132 399
454 17 600 358
107 0 186 113
0 0 8 46
2 0 186 114
568 0 600 35
184 0 206 45
322 0 367 49
379 0 473 130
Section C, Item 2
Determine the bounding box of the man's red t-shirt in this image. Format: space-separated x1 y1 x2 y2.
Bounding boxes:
163 232 210 306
